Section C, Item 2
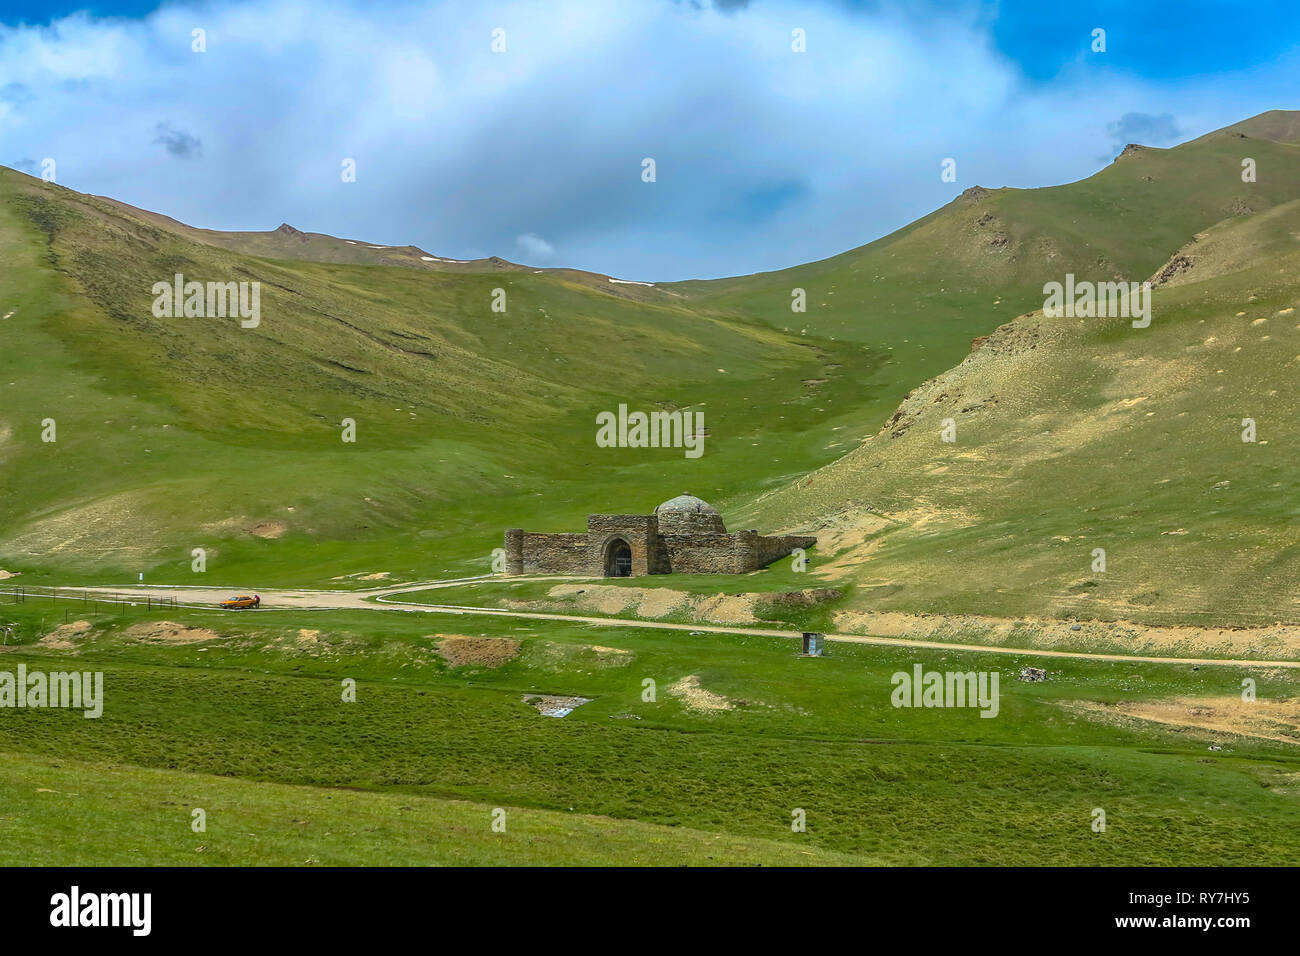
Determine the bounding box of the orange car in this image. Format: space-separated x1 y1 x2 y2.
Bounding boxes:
219 594 260 609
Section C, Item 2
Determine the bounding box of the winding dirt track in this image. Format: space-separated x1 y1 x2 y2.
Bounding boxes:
23 578 1300 669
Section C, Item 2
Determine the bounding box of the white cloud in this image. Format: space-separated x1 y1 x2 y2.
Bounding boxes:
515 232 556 261
0 0 1296 279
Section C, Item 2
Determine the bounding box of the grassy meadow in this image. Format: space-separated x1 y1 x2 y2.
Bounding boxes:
2 598 1298 865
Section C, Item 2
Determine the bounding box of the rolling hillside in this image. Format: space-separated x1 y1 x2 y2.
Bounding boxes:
756 161 1300 627
672 114 1300 452
3 110 1300 629
0 165 872 582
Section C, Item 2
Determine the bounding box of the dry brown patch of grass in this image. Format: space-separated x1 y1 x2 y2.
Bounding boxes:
692 593 757 624
832 609 1300 659
435 635 520 668
669 674 733 712
38 620 95 649
1063 695 1300 745
124 621 222 645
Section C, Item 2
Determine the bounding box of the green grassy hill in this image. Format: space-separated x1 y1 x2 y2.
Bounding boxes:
0 166 876 583
2 749 863 866
1206 108 1300 145
756 176 1300 627
670 115 1300 457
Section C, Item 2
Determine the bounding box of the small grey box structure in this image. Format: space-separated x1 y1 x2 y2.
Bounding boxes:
801 631 824 656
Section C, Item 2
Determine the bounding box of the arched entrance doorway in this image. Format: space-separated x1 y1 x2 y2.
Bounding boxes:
604 538 632 577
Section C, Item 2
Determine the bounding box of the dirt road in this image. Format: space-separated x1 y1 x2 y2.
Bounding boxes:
14 578 1299 669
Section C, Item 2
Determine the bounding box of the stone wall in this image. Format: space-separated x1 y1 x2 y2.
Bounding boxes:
587 514 658 536
738 530 816 574
504 528 524 574
514 532 591 574
504 517 816 576
655 510 727 535
660 531 816 573
659 533 744 573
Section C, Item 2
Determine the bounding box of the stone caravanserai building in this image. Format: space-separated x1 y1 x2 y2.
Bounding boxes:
504 494 816 577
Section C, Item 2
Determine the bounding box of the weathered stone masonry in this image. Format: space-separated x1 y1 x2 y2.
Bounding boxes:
504 494 815 577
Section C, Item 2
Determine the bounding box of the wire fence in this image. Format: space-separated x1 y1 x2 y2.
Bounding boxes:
0 587 196 645
0 585 179 622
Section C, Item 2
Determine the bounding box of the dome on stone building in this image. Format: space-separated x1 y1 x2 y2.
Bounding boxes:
654 493 726 534
655 493 718 515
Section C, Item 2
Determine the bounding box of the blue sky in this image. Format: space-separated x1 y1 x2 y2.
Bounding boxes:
2 0 1298 280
